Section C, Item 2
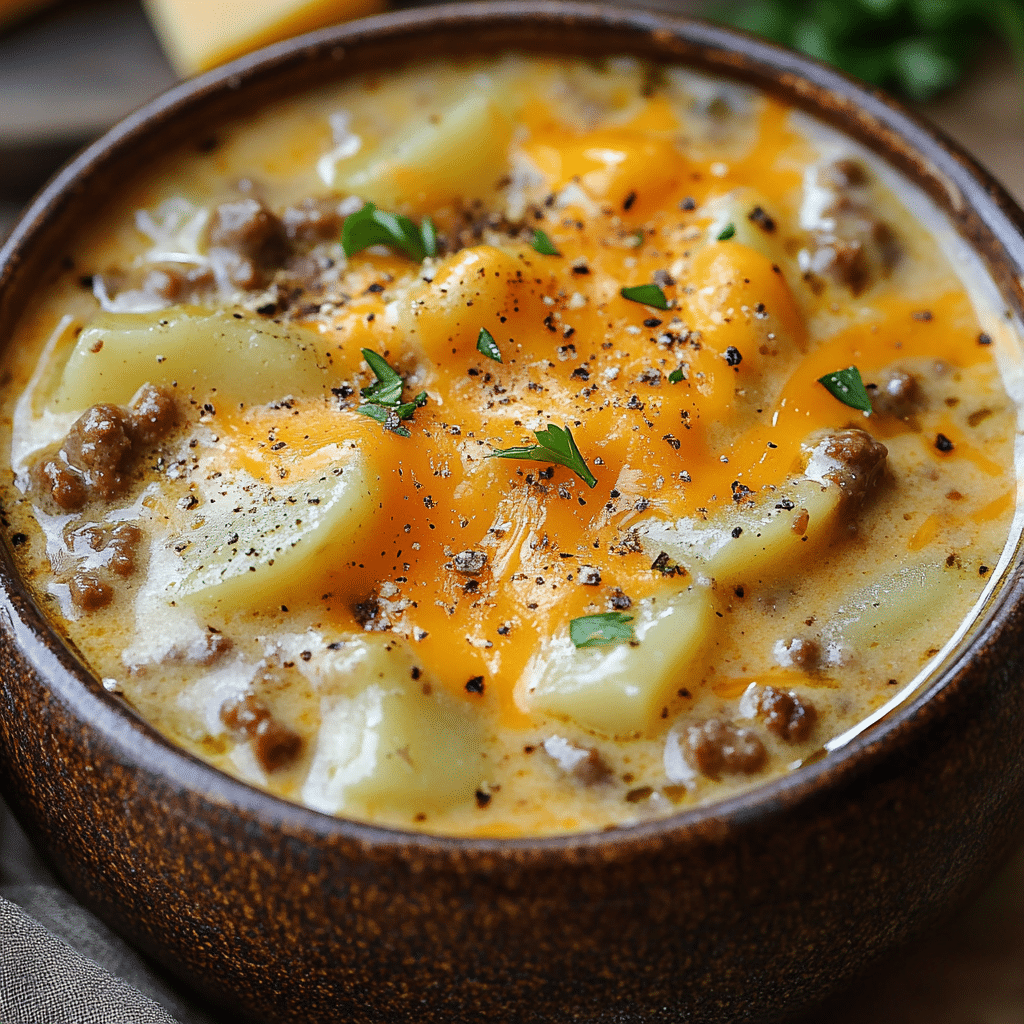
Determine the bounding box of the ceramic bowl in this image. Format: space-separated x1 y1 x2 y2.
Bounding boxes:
1 4 1023 1022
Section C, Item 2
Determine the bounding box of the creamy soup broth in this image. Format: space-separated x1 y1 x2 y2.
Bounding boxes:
1 55 1021 837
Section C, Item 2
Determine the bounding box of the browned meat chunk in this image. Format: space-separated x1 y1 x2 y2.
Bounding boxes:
141 267 184 303
208 198 288 288
129 384 179 445
69 570 112 611
685 719 766 779
802 159 901 296
61 404 134 499
820 158 867 189
32 389 179 511
195 632 233 665
105 523 142 577
70 521 142 578
34 458 87 511
776 637 821 672
282 197 347 243
574 748 614 786
868 369 923 419
160 631 233 666
221 693 303 773
813 428 888 507
542 735 613 787
757 686 817 743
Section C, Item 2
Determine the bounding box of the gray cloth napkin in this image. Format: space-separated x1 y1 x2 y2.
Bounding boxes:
0 796 219 1024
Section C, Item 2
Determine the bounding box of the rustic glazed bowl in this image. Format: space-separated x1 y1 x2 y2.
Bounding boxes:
2 4 1024 1022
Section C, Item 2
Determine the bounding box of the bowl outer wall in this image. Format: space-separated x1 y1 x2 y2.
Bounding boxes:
1 4 1024 1022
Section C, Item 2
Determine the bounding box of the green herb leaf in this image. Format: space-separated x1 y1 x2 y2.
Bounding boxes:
668 367 685 384
532 229 560 256
342 202 434 261
359 348 404 405
487 424 598 488
357 349 426 434
713 0 1017 103
476 327 502 362
420 215 438 258
569 612 636 648
356 403 411 437
817 365 873 413
717 222 736 241
620 284 669 309
394 391 428 419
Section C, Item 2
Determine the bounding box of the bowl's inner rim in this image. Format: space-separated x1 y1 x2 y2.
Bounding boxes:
2 0 1024 856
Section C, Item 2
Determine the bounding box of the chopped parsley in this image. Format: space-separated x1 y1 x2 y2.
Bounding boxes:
569 612 636 648
620 283 669 309
668 367 685 383
358 348 427 436
817 365 873 413
716 222 737 241
476 327 502 362
714 0 1024 103
532 229 560 256
342 202 437 261
487 424 598 488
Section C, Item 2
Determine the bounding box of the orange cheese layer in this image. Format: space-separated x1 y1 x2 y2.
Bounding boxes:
209 97 998 733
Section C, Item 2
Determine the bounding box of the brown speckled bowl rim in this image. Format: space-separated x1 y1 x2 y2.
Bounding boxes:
2 0 1023 863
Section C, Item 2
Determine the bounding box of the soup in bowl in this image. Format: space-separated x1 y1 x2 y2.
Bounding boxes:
0 4 1022 1022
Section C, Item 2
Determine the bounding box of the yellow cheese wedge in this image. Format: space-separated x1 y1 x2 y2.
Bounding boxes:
142 0 388 77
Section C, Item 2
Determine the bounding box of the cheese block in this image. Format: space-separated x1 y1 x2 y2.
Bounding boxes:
142 0 388 77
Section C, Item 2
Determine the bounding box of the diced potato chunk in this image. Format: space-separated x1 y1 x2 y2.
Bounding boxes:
49 306 330 413
823 560 975 652
337 92 512 208
517 585 716 737
168 454 378 611
301 639 483 817
640 429 887 586
641 478 843 587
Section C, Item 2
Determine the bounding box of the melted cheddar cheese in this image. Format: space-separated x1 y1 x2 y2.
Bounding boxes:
2 55 1021 836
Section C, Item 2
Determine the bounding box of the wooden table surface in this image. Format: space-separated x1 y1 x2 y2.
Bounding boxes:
0 4 1022 1023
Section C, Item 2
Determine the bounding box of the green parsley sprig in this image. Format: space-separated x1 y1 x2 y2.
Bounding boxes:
531 229 560 256
569 612 636 648
714 0 1024 102
621 283 670 309
476 327 502 362
342 202 437 261
817 365 873 412
487 424 598 488
357 348 427 436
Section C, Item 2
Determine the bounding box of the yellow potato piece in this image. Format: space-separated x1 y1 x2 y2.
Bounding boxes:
517 585 717 737
336 92 513 208
49 306 330 413
168 455 378 611
642 477 842 587
823 560 975 652
301 639 483 817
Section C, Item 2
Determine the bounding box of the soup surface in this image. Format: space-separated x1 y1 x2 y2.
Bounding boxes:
2 55 1021 836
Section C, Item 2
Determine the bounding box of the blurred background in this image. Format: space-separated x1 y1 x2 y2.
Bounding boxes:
0 0 1022 243
0 1 1022 1022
